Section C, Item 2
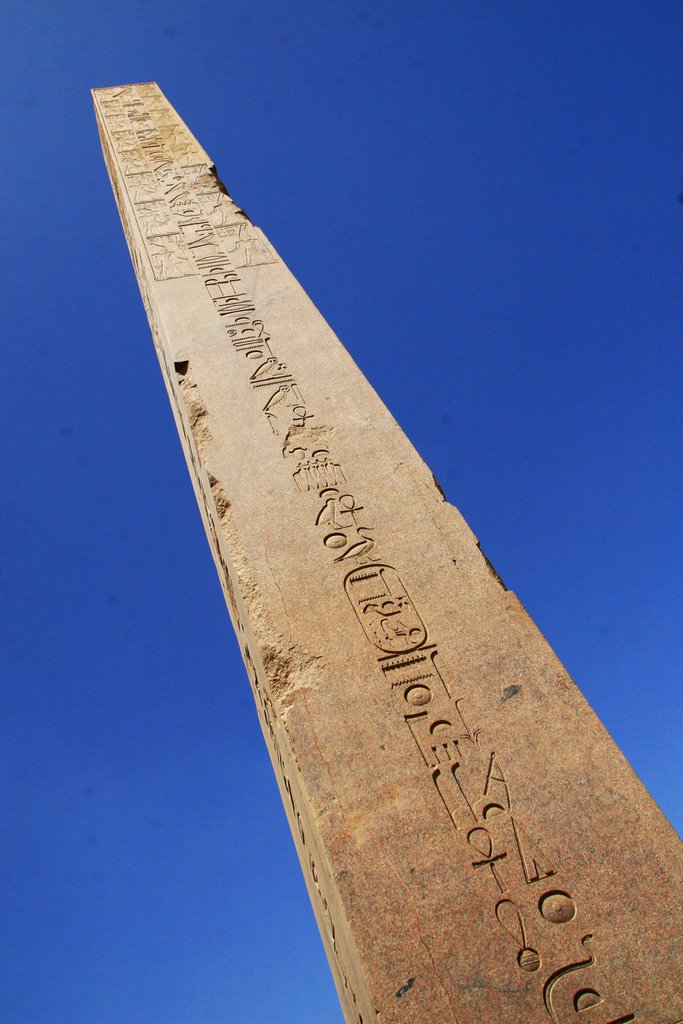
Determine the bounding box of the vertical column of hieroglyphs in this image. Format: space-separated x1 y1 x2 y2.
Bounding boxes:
94 84 682 1024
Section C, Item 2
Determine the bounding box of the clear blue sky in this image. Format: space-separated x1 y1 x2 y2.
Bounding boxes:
2 3 681 1023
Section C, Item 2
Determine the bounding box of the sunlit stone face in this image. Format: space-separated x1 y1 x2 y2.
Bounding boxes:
93 83 683 1024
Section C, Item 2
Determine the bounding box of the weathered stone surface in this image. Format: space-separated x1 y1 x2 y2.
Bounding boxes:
93 82 682 1024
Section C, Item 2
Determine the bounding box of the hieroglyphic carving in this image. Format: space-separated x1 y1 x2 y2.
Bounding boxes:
95 84 279 284
166 187 635 1020
346 565 427 653
542 936 635 1024
200 194 246 228
496 899 541 972
148 236 194 281
95 84 641 1022
263 383 312 435
136 200 177 237
214 220 277 268
291 449 346 493
127 172 163 204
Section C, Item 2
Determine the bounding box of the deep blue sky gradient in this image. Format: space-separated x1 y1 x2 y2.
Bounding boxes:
2 3 681 1023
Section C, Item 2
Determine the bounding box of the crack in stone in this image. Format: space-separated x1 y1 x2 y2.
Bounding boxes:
415 916 462 1024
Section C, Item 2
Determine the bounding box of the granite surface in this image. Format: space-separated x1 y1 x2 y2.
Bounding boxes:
93 82 683 1024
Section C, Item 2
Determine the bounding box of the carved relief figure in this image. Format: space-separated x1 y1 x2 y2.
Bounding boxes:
129 173 162 204
149 236 194 280
215 220 276 267
201 195 243 228
121 150 149 175
137 202 177 238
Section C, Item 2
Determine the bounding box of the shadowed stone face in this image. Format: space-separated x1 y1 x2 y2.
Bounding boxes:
93 82 683 1024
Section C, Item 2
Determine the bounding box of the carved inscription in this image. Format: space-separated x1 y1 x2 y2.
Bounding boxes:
189 215 636 1015
95 83 640 1023
95 85 278 283
346 565 427 653
214 220 276 268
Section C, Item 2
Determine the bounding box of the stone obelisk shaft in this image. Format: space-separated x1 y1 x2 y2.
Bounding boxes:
93 83 682 1024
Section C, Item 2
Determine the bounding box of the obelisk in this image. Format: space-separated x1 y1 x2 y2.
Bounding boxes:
93 83 682 1024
